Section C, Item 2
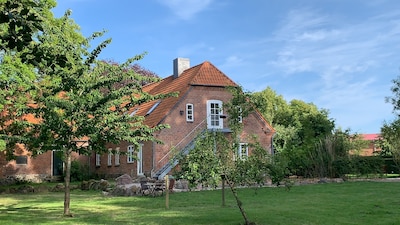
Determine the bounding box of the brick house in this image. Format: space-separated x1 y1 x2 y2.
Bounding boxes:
92 58 275 179
0 58 275 182
359 134 382 156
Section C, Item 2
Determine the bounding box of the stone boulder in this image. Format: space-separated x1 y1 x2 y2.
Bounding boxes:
111 183 141 196
115 174 133 185
50 183 65 192
81 179 110 191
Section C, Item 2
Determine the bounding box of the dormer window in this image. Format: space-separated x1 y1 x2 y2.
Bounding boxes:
129 108 139 117
146 100 161 116
186 103 194 122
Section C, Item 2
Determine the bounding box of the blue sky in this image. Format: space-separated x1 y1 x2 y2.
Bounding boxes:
52 0 400 134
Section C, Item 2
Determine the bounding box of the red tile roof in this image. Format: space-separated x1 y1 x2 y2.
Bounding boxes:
360 134 381 141
134 61 238 127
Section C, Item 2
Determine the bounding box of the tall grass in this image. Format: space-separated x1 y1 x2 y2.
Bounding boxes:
0 181 399 225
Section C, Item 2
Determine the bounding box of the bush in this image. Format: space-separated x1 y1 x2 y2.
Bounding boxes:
349 156 385 177
332 157 352 178
383 157 400 174
68 160 91 182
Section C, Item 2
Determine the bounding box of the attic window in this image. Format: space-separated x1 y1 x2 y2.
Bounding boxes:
146 100 161 116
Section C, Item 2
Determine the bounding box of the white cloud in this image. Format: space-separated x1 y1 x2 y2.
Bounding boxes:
158 0 213 20
261 7 400 132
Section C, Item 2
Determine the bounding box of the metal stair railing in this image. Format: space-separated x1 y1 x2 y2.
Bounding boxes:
153 118 208 179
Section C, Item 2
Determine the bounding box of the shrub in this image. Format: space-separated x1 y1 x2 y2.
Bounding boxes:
383 157 400 174
349 156 384 177
332 157 352 178
68 160 91 182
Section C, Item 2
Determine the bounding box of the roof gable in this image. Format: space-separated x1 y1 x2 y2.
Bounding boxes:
136 61 238 127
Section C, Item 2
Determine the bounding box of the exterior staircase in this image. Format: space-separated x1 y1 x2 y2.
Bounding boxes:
152 131 204 180
152 119 208 180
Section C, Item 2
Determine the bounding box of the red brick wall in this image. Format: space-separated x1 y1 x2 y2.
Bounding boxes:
0 143 88 182
91 140 154 178
153 86 274 172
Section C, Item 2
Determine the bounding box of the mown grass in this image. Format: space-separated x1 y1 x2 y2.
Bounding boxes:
0 181 399 225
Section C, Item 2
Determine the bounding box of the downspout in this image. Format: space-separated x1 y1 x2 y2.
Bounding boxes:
151 140 155 177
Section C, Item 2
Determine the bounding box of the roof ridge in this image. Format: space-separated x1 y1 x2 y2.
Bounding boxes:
190 61 238 87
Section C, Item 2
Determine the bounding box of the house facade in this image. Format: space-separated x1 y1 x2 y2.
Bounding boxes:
0 58 275 182
92 58 275 180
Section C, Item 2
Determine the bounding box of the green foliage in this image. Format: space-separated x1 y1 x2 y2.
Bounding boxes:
349 156 384 177
231 140 271 186
332 157 352 177
68 160 90 182
380 119 400 170
0 0 56 52
0 139 5 150
251 86 288 125
267 154 289 185
332 156 385 178
381 75 400 174
175 86 272 225
307 129 366 178
383 157 400 174
251 87 342 178
174 131 221 189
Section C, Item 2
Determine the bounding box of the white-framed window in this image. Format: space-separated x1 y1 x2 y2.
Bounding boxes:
137 144 143 175
186 103 194 122
127 145 135 163
107 149 112 166
96 153 101 166
238 143 248 160
115 148 120 166
207 100 223 129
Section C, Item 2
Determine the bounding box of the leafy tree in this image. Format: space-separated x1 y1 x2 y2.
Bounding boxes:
380 119 400 171
0 0 55 149
1 2 175 216
0 0 55 52
251 86 288 125
101 60 160 87
251 87 335 177
382 75 400 171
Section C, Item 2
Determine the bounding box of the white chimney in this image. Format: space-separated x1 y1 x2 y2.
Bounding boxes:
173 58 190 78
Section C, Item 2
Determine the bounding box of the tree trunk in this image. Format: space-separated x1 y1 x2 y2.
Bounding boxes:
226 177 253 225
64 149 72 217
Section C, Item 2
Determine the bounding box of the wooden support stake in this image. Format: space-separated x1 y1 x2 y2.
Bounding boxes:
165 175 169 209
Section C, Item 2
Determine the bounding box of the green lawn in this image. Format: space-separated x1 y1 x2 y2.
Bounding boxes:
0 181 399 225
